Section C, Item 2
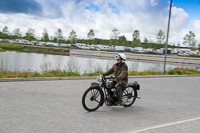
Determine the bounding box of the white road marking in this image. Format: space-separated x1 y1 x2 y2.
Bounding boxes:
126 116 200 133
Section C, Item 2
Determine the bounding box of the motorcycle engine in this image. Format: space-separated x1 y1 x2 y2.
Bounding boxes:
106 80 115 89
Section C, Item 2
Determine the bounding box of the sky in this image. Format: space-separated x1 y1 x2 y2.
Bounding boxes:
0 0 200 46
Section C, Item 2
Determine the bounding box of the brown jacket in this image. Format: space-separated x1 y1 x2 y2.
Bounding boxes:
103 62 128 85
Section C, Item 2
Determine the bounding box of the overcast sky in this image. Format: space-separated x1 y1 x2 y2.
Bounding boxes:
0 0 200 46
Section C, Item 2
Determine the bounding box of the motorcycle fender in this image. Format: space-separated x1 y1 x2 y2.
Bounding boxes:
127 82 140 90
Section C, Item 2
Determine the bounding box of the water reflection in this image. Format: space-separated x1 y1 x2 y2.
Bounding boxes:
0 51 199 74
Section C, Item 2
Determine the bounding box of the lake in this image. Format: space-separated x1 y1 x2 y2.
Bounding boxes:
0 51 199 74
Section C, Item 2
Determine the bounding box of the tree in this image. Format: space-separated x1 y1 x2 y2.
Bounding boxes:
87 29 95 45
157 29 165 44
87 29 95 40
42 28 49 43
144 37 148 43
55 28 63 44
92 38 97 45
183 31 196 48
13 28 21 38
25 28 35 41
53 37 57 43
68 30 77 44
110 28 120 46
198 43 200 51
118 36 127 46
2 26 9 34
132 30 140 40
1 26 9 39
110 28 120 39
132 30 141 47
177 41 181 47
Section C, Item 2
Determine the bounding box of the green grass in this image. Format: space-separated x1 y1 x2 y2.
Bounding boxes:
0 42 69 54
24 46 69 52
0 48 5 52
82 72 100 76
1 69 199 78
0 70 81 78
0 42 26 51
128 71 161 76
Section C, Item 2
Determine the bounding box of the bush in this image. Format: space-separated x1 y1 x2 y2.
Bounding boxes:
32 72 41 77
167 69 175 75
167 67 200 75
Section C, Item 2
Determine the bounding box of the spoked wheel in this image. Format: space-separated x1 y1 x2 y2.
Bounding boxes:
122 87 137 107
82 87 103 112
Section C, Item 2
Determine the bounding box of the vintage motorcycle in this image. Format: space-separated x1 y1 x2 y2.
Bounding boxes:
82 75 140 112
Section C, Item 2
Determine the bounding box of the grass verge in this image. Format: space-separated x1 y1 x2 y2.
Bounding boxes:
0 67 199 78
0 42 69 55
0 48 5 52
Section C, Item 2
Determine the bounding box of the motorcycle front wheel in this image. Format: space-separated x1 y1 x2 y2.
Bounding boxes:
82 87 104 112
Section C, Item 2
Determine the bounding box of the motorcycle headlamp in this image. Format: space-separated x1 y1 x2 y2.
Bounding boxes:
97 75 102 83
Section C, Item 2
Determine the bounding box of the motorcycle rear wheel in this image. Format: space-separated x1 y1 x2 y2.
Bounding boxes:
82 87 103 112
122 87 137 107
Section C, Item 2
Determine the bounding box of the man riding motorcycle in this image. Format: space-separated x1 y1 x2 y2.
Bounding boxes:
103 53 128 105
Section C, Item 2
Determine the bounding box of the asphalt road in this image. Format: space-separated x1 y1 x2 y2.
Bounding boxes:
0 77 200 133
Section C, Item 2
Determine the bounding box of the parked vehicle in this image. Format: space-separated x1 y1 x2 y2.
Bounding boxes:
82 75 140 112
90 44 96 50
31 41 38 45
52 43 59 47
96 44 104 50
171 49 178 55
124 48 130 52
71 44 79 48
178 51 189 56
38 41 45 46
85 44 91 49
115 46 125 52
8 40 15 44
138 49 145 53
190 51 198 55
125 47 133 52
23 40 30 45
75 43 87 49
156 49 163 54
15 39 25 44
163 49 171 54
45 42 53 46
102 45 111 50
59 44 71 47
133 47 143 51
146 48 154 52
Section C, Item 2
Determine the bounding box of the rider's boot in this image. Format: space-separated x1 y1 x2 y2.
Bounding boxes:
107 101 113 106
115 84 122 105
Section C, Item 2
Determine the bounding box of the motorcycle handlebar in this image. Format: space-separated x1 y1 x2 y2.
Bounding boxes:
104 76 114 79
